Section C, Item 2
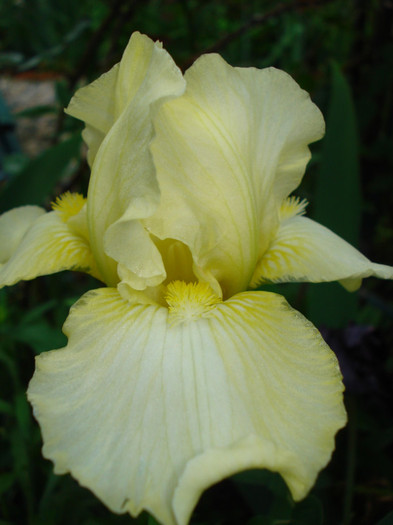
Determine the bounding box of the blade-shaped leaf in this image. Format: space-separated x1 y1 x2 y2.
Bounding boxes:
0 132 82 211
308 62 361 328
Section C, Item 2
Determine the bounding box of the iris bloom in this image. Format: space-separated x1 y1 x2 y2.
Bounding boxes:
1 32 392 525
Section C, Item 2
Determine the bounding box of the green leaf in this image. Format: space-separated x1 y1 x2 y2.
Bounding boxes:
0 351 19 388
247 517 269 525
0 399 13 415
21 299 57 324
14 391 31 439
15 104 57 118
10 426 29 477
0 132 82 211
2 153 29 178
291 496 323 525
232 470 292 518
11 321 67 353
377 511 393 525
0 288 7 323
55 79 74 108
3 300 66 353
307 62 361 328
0 51 24 68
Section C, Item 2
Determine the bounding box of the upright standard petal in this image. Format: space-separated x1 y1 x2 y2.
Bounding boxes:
251 212 393 289
66 64 120 165
145 55 324 298
72 32 186 287
28 286 345 525
0 199 101 287
66 32 184 167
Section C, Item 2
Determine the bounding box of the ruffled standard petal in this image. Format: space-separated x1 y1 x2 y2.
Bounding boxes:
66 63 119 165
0 208 100 287
72 32 186 287
28 287 345 525
251 214 393 289
145 56 324 298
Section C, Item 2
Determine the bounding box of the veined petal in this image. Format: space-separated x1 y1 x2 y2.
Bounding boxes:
251 214 393 288
0 205 45 264
28 287 345 525
145 56 324 297
0 207 100 287
71 32 186 287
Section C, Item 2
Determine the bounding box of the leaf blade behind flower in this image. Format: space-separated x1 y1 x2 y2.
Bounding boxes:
0 132 82 212
307 62 361 328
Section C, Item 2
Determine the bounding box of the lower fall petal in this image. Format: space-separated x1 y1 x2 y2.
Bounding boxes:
28 288 346 525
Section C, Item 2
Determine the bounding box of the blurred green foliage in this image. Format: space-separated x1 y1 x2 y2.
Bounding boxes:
1 0 393 524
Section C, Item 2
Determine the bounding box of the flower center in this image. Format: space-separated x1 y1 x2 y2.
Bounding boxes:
52 192 86 222
279 196 308 220
165 281 222 325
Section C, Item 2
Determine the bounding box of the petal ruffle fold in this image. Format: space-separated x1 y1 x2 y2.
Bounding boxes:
145 56 324 297
28 288 345 525
68 32 186 287
66 63 119 165
251 214 393 288
0 208 100 287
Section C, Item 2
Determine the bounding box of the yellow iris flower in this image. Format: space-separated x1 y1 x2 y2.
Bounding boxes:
1 32 392 525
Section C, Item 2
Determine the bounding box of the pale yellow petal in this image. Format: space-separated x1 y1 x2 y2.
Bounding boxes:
0 209 100 286
0 205 45 263
251 214 393 288
66 63 119 135
145 56 324 298
103 206 166 290
81 126 107 167
65 63 119 165
28 287 345 525
83 32 186 286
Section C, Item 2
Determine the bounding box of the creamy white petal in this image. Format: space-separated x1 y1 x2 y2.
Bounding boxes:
72 32 186 287
251 214 393 288
28 288 345 525
0 205 45 264
0 209 100 286
145 56 324 297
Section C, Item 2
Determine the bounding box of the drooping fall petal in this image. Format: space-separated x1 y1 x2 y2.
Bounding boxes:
145 55 324 298
67 32 186 287
0 204 100 286
251 213 393 289
0 205 45 264
28 286 345 525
